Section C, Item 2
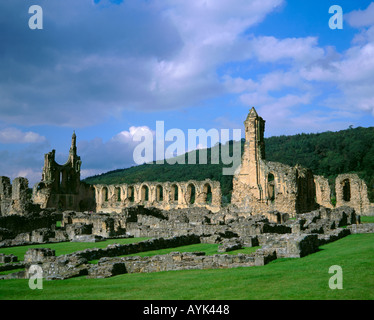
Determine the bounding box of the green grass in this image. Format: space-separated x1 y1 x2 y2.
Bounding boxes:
0 233 373 300
361 216 374 223
0 269 24 276
0 237 149 261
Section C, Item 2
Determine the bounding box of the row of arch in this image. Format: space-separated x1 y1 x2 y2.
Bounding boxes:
94 180 221 212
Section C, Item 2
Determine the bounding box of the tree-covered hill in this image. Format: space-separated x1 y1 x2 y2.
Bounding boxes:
83 126 374 203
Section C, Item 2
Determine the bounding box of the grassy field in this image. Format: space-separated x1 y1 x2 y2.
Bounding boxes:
361 216 374 223
0 233 373 300
0 237 149 261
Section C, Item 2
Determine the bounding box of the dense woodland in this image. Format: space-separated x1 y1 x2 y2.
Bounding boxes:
84 126 374 204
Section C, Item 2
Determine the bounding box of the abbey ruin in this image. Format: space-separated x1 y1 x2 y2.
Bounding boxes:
2 107 371 217
0 107 373 281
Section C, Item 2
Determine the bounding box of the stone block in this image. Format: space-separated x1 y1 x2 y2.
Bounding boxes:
24 248 55 263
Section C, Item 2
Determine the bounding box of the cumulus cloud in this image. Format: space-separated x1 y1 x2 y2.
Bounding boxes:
249 36 325 64
221 3 374 134
0 0 284 127
0 128 46 144
78 126 155 176
0 143 49 187
346 2 374 28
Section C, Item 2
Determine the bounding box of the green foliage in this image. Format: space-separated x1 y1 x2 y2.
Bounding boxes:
84 126 374 203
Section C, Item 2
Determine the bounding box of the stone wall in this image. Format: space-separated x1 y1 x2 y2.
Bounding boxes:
94 179 221 213
314 175 333 209
231 108 318 217
21 238 277 280
0 211 60 243
32 133 96 212
335 174 374 216
2 204 369 281
89 250 277 278
0 176 38 216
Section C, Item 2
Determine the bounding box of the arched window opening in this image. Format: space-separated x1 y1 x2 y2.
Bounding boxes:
267 173 275 201
141 185 149 202
342 179 351 202
128 186 134 202
187 184 196 204
156 185 163 202
203 183 212 204
115 187 121 202
171 184 179 202
102 187 108 202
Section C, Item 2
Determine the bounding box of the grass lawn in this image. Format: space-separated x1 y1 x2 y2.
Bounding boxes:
0 237 149 261
0 233 373 300
361 216 374 223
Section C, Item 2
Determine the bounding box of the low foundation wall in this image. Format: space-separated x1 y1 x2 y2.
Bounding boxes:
88 249 277 278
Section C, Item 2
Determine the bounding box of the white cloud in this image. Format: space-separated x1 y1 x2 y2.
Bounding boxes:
0 0 285 127
0 128 46 144
15 169 42 186
78 126 155 173
250 36 325 64
346 2 374 28
299 41 374 116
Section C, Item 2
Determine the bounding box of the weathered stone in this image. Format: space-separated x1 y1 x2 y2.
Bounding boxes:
32 133 95 212
24 248 55 264
0 253 18 263
335 174 374 216
218 238 242 252
94 179 222 214
231 108 317 217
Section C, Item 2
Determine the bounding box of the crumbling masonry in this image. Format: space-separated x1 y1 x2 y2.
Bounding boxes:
231 108 317 216
231 107 374 217
32 132 95 212
94 179 222 213
1 107 373 217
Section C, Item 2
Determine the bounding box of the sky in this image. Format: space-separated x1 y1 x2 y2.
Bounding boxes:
1 0 374 186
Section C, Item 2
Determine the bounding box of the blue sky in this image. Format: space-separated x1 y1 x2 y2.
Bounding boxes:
1 0 374 186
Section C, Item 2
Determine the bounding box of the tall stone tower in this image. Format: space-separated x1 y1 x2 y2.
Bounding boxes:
236 107 265 200
68 131 82 181
33 132 94 212
41 132 81 194
232 107 318 216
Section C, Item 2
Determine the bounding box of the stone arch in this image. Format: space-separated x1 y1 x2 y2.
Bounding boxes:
156 184 163 202
127 186 134 203
170 184 179 203
114 186 121 202
186 183 196 204
267 172 275 201
342 179 351 202
202 182 212 204
140 184 149 202
102 186 109 202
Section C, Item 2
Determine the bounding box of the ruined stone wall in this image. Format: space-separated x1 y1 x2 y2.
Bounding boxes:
232 160 317 217
0 212 59 242
94 179 221 213
335 174 374 216
0 177 12 216
0 176 36 216
231 108 317 217
61 211 128 238
314 175 333 209
32 133 95 212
